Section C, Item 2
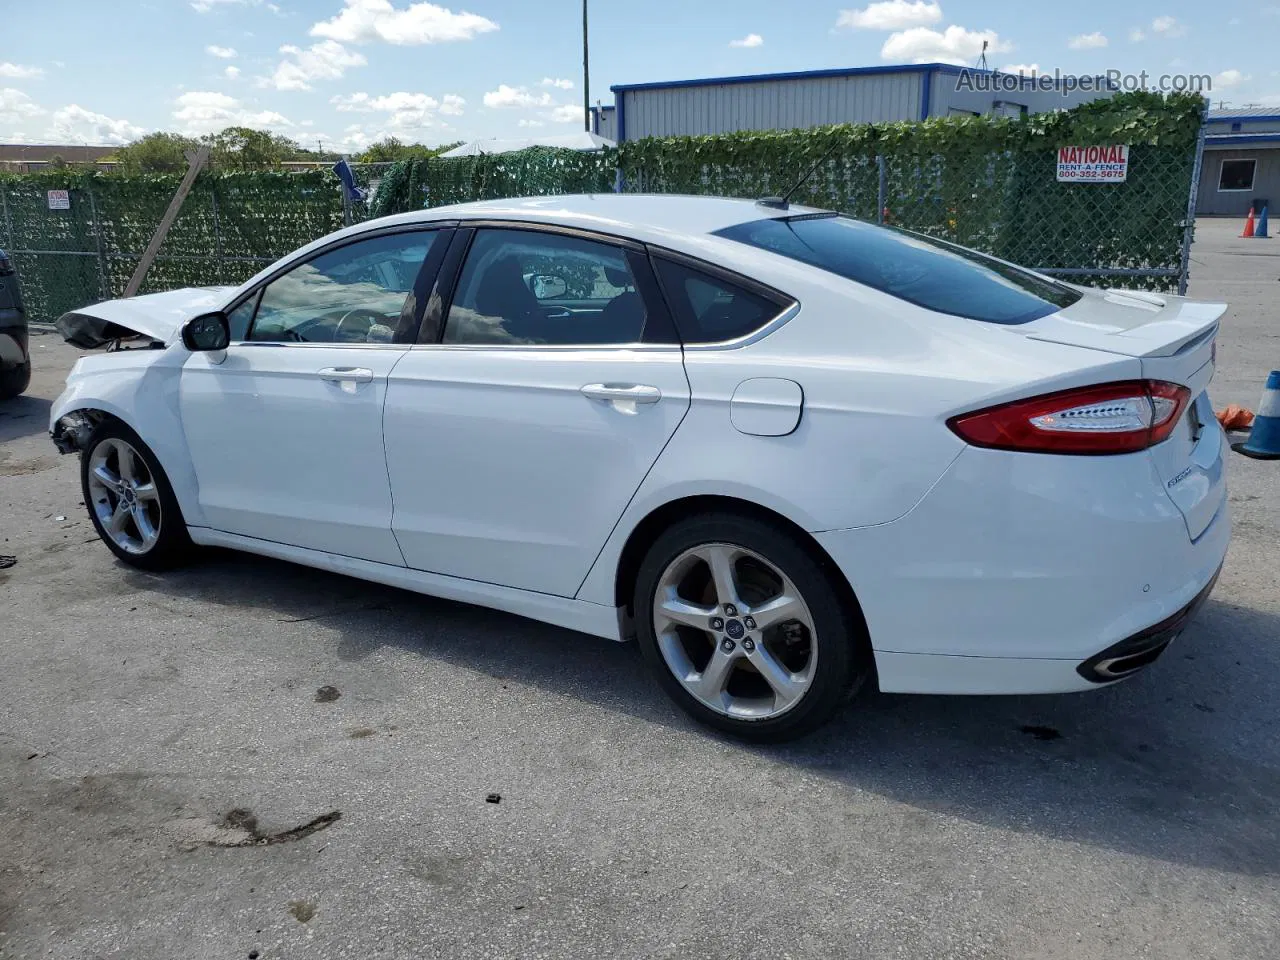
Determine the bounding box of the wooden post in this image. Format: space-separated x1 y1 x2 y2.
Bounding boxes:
124 145 209 298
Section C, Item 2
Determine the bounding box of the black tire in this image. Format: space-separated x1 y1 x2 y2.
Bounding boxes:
0 360 31 401
80 419 194 570
633 512 870 742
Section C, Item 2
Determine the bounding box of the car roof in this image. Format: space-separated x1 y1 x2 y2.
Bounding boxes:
377 194 827 248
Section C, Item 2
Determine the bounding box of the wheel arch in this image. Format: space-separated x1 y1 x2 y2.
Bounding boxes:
611 494 871 647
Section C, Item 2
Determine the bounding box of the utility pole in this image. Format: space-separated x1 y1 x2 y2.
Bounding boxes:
582 0 590 131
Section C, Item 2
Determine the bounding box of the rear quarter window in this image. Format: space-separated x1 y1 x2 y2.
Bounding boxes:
714 215 1080 325
654 258 792 344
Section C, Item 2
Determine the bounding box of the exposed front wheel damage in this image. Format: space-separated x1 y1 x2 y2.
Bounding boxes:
51 410 105 455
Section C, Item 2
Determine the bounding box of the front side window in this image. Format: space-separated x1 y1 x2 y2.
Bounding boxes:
715 214 1081 325
444 229 647 346
246 230 438 343
1219 158 1256 192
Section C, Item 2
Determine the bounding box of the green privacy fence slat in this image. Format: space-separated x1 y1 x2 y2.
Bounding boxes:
0 91 1205 324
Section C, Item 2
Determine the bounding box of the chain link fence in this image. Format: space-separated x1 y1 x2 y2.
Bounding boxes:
0 168 386 323
0 94 1205 323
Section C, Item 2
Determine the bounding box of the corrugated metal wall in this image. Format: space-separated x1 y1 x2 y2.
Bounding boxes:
1197 148 1280 215
1207 118 1280 134
618 71 924 140
593 107 617 140
928 73 1110 117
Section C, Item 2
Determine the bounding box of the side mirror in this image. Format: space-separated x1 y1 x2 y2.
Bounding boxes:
182 311 230 352
533 275 568 300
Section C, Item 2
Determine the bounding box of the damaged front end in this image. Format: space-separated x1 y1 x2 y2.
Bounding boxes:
51 409 103 455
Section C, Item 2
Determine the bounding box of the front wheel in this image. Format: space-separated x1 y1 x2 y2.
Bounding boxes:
633 513 870 742
81 421 193 570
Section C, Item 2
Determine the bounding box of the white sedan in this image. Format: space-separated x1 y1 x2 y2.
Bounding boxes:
49 195 1229 740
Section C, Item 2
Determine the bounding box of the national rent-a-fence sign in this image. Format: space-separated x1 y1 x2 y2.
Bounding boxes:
1056 145 1129 183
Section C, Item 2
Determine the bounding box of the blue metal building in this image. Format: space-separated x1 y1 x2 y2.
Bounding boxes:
600 63 1112 143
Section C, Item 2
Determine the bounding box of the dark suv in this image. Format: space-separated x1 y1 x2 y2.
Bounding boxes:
0 249 29 401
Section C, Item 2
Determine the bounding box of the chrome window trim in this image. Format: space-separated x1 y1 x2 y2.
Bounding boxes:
229 340 410 350
680 301 800 351
407 342 683 354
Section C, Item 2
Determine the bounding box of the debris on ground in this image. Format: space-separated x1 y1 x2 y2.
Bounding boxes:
314 685 341 703
1216 404 1255 430
485 793 502 804
1019 724 1062 741
0 555 15 569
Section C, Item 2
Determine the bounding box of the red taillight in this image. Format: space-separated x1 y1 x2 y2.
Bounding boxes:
948 380 1191 455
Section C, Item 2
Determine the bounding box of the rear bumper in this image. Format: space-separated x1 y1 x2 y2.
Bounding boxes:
817 444 1230 695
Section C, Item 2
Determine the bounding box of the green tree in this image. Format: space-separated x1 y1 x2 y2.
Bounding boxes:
203 126 302 171
112 132 200 174
355 136 458 163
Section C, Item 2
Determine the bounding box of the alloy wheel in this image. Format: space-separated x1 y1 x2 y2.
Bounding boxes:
652 542 818 720
86 437 163 555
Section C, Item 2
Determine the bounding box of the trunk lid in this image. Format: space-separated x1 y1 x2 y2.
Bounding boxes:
1020 287 1226 541
56 286 235 349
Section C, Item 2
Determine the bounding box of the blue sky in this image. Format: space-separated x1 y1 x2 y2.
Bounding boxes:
0 0 1269 150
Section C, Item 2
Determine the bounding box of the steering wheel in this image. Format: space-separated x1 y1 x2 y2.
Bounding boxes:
334 308 385 343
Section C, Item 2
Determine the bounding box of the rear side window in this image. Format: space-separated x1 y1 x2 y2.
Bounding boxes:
654 259 791 344
714 215 1080 325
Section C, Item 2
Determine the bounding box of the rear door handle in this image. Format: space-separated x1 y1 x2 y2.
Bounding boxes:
581 383 661 403
581 383 662 415
318 366 374 394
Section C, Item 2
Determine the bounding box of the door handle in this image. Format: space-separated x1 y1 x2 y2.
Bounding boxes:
581 383 662 404
318 366 374 394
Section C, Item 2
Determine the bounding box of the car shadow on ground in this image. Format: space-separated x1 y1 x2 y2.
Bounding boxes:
0 395 51 444
124 549 1280 879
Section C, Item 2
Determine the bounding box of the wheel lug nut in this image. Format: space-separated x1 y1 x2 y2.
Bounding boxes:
743 639 756 652
709 617 724 630
743 616 757 630
724 604 738 616
721 638 736 652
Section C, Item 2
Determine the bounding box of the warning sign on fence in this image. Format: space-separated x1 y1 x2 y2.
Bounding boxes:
47 190 70 210
1056 145 1129 183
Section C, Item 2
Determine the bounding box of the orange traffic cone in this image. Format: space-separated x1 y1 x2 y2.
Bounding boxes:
1242 206 1257 238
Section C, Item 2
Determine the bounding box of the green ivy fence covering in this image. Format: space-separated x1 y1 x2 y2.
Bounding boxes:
0 92 1205 324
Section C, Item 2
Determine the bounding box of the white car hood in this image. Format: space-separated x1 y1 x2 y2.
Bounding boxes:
56 286 236 349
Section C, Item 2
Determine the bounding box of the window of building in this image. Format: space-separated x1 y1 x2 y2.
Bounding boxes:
1219 158 1257 192
1231 122 1243 132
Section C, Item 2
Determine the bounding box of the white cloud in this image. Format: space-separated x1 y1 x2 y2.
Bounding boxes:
518 118 545 128
191 0 259 12
1129 28 1145 42
225 65 242 79
1215 69 1248 88
48 105 145 145
483 84 553 109
1068 32 1108 49
1001 63 1039 74
263 40 366 91
173 90 292 135
1151 15 1186 37
880 25 1009 65
837 1 941 30
547 104 583 124
730 33 764 48
311 0 498 45
541 77 574 89
0 87 45 121
330 90 465 131
206 45 238 58
0 62 44 80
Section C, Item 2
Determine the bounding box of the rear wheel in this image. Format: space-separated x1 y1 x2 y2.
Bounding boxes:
633 513 869 742
81 421 193 570
0 360 30 401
